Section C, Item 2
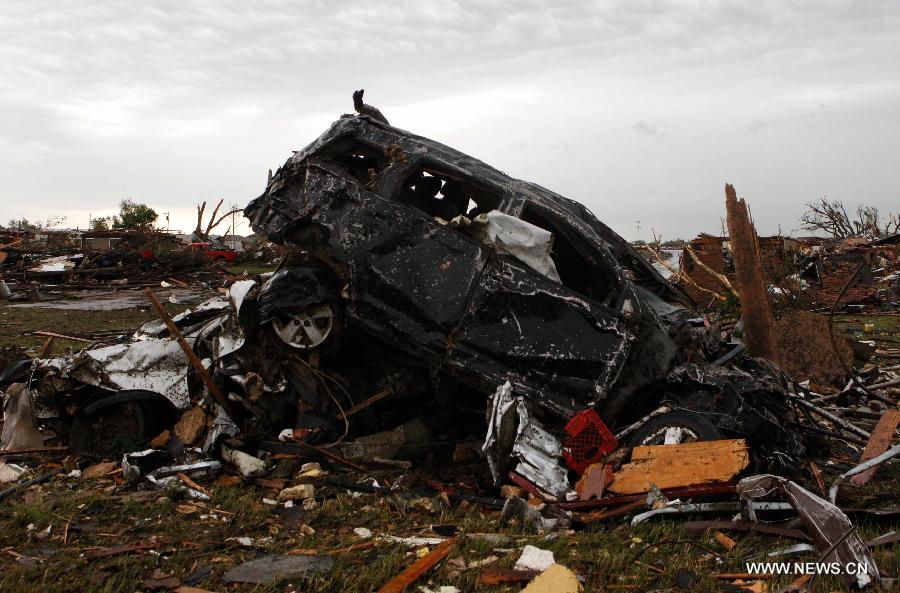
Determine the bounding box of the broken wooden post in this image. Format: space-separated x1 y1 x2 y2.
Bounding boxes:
725 183 780 363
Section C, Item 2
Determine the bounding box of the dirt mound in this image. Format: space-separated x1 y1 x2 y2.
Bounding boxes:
775 310 852 387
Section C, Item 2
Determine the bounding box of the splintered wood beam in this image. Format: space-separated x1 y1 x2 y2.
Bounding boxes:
850 410 900 486
376 539 454 593
608 439 749 495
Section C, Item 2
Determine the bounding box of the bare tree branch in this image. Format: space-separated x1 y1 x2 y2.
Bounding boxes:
801 197 900 239
208 208 243 234
194 201 207 236
203 199 224 237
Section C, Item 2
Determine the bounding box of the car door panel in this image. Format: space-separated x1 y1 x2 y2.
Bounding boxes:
450 255 632 406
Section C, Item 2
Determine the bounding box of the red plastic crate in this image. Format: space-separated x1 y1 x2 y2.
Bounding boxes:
561 409 618 474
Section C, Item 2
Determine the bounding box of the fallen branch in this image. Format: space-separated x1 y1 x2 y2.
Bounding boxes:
684 246 737 294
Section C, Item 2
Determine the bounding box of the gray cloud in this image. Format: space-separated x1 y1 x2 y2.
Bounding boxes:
2 1 900 239
631 120 665 138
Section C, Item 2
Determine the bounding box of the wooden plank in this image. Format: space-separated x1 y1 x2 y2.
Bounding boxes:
809 462 827 497
850 410 900 486
376 539 454 593
577 499 646 524
608 439 749 495
338 388 392 419
38 336 55 358
556 481 737 511
31 331 92 343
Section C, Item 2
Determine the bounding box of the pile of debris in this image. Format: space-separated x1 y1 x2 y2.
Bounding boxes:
671 232 899 312
1 104 897 591
0 231 253 306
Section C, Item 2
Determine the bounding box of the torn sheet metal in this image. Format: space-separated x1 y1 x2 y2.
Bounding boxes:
1 384 43 450
470 211 560 281
738 474 879 588
630 501 794 525
40 339 192 409
228 279 257 317
202 403 240 452
499 497 571 533
483 381 570 496
209 280 257 359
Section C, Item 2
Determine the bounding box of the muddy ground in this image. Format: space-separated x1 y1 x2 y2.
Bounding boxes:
0 298 898 592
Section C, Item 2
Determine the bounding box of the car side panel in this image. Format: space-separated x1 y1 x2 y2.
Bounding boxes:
450 255 633 415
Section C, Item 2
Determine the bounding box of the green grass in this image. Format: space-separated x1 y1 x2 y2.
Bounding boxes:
834 314 900 351
0 468 896 593
0 300 193 355
226 265 277 277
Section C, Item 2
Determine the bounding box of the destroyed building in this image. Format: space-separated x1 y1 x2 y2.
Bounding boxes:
676 232 899 310
676 233 799 305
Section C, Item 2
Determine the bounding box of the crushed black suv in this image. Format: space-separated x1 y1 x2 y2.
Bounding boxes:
246 114 804 490
2 114 803 496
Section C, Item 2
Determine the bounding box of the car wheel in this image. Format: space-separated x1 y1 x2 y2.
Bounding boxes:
627 410 722 446
271 303 335 349
69 401 150 457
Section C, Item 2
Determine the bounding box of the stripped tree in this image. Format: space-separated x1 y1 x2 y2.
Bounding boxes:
193 199 242 242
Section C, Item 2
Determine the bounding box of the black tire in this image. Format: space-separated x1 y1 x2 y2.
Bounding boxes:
69 401 150 457
627 410 723 446
69 392 176 457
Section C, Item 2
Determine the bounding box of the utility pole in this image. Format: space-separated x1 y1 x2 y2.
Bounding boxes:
636 220 642 242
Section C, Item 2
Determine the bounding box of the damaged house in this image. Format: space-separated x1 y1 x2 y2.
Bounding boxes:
676 232 899 311
2 114 810 498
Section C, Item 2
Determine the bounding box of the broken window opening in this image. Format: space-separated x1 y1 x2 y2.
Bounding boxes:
520 205 617 302
399 165 503 222
320 136 390 186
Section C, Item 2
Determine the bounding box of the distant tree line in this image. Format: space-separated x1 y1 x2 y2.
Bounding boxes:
801 197 899 239
90 199 158 231
8 200 158 233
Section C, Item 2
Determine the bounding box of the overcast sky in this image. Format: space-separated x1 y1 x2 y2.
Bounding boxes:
1 1 898 240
